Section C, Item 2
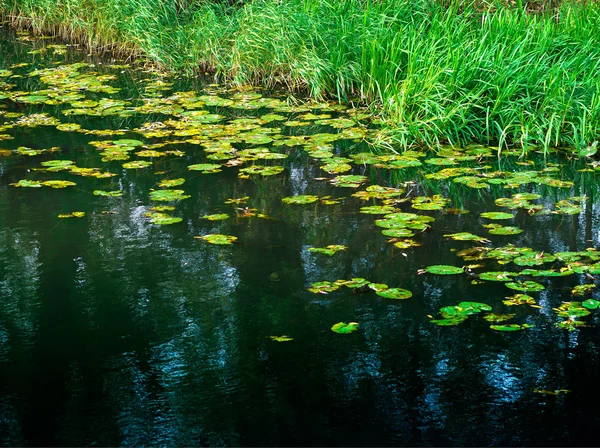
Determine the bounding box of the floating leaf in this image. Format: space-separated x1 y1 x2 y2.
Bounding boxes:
360 205 395 215
158 178 185 188
445 232 490 243
239 165 284 176
375 288 412 300
196 234 238 245
149 189 190 202
582 299 600 309
10 179 42 188
503 294 536 306
533 389 571 395
58 211 85 218
308 281 340 294
188 163 222 174
41 180 76 188
479 271 517 282
146 212 182 225
480 212 514 220
202 213 229 221
331 322 359 334
93 189 122 197
490 324 533 331
488 226 523 235
309 245 347 256
270 335 293 342
123 160 152 169
422 265 463 275
282 195 319 205
483 313 516 322
330 175 367 188
505 281 544 292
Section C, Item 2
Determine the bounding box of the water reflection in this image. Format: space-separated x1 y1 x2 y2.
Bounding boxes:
2 30 600 447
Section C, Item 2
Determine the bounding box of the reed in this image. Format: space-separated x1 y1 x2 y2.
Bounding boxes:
1 0 599 152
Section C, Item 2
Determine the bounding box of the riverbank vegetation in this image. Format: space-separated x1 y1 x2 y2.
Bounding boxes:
1 0 599 151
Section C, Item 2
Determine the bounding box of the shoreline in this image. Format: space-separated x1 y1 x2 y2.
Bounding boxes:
1 0 599 152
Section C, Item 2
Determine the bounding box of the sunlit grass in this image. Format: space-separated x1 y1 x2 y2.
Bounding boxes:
1 0 599 152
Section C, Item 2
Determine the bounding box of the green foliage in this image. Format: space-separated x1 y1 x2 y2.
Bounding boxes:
3 0 599 151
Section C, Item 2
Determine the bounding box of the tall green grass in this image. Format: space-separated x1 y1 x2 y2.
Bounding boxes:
1 0 599 152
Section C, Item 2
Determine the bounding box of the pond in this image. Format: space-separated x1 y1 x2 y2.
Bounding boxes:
2 28 600 446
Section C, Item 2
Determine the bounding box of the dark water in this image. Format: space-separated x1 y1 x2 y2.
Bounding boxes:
2 30 600 447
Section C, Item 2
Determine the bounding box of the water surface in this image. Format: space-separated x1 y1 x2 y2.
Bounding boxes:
1 29 600 446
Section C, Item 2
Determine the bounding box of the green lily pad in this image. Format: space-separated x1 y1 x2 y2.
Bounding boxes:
376 288 412 300
58 211 85 218
381 228 415 238
308 245 347 256
556 320 586 330
360 205 395 215
503 294 536 306
202 213 230 221
331 322 359 334
505 281 544 292
582 299 600 309
146 212 182 225
483 313 516 322
488 226 523 235
431 316 468 326
422 265 463 275
10 179 42 188
330 175 367 188
490 324 533 331
196 234 238 245
269 335 294 342
123 160 152 169
445 232 490 243
41 159 74 171
149 189 191 201
158 178 185 188
188 163 222 173
93 190 122 197
282 195 319 204
41 180 76 188
479 271 517 282
239 165 284 177
480 212 515 220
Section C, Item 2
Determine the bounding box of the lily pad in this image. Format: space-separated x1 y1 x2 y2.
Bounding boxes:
376 288 413 300
582 299 600 309
422 265 463 275
202 213 230 221
269 335 294 342
282 195 319 205
488 226 523 235
505 281 544 292
10 179 42 188
490 324 533 331
479 271 517 282
93 190 122 197
158 178 185 188
331 322 359 334
41 180 76 188
308 245 347 256
123 160 152 169
146 212 182 225
195 234 238 245
188 163 222 173
149 189 191 202
480 212 515 220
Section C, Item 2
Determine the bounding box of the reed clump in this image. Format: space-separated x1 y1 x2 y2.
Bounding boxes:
1 0 599 152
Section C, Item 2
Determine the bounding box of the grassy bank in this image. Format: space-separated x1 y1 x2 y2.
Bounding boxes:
1 0 600 152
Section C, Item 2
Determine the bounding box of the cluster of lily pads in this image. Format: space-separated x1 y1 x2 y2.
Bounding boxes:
3 37 600 340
